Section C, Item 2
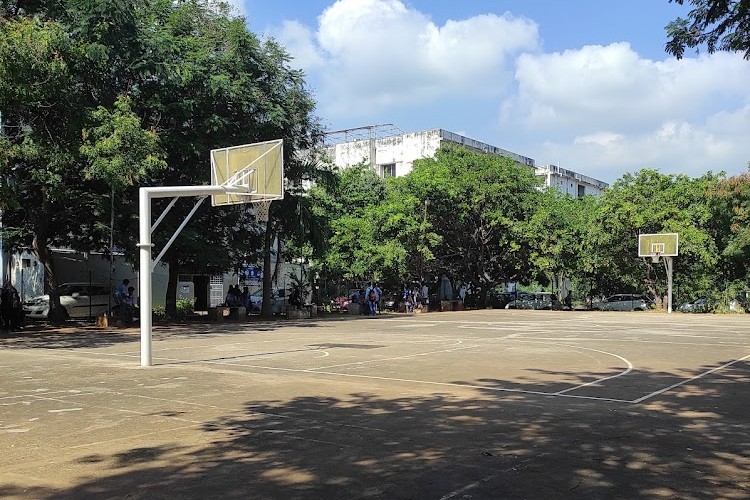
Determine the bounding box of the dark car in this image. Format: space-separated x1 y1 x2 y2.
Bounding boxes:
487 291 516 309
678 297 713 313
595 294 652 311
506 292 562 310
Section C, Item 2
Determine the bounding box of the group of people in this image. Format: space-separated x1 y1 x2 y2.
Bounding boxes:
115 279 137 320
0 281 23 332
349 281 432 315
400 281 430 313
349 282 383 316
225 285 251 309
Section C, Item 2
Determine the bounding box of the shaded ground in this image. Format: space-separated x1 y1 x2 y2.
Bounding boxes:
1 311 748 499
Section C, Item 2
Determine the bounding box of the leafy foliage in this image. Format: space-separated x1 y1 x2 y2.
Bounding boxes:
665 0 750 59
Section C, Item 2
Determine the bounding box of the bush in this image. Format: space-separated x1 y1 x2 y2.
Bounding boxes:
176 298 195 316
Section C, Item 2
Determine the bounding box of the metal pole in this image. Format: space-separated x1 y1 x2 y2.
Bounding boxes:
138 184 243 367
109 188 114 316
666 256 673 314
139 188 153 366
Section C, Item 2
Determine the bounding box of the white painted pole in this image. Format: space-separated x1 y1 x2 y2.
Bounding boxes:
139 188 153 366
137 184 244 367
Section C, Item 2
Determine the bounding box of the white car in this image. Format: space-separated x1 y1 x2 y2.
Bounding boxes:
23 283 113 319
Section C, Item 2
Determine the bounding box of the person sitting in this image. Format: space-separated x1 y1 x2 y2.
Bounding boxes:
225 286 239 307
120 286 136 322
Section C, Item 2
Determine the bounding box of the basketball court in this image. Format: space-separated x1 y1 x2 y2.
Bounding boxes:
2 310 748 499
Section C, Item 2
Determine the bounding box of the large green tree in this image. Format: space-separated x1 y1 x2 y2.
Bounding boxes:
526 189 596 298
1 0 325 319
709 168 750 288
396 145 540 304
589 169 719 306
0 2 165 319
666 0 750 59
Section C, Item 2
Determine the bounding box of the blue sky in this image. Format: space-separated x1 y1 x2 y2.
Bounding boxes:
228 0 749 183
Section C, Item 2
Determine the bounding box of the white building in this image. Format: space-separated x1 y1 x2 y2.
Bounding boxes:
535 164 608 198
324 126 607 196
325 126 534 178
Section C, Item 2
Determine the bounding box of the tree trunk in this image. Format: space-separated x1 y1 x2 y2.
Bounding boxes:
261 218 274 318
644 262 663 309
32 189 64 323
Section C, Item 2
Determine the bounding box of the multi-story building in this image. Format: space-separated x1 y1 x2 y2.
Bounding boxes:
535 164 608 198
324 126 534 178
324 125 607 196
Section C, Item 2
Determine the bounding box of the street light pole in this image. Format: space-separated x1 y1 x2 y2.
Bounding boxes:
420 198 429 282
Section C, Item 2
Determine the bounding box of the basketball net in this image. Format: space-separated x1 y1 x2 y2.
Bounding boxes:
651 252 661 263
254 199 272 222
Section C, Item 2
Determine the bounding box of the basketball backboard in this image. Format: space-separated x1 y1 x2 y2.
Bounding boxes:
638 233 678 258
210 139 284 207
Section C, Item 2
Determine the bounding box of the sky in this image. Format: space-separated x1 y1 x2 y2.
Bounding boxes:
226 0 748 184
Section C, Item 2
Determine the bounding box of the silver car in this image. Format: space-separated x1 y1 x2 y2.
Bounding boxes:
23 283 112 319
595 294 652 311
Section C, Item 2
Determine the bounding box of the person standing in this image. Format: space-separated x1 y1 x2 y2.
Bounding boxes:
373 282 382 314
440 275 453 301
366 284 377 316
420 281 429 310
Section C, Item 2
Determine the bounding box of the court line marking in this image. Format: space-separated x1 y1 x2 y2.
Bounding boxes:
160 357 630 403
630 353 750 403
310 342 472 370
553 345 633 395
9 330 747 406
439 453 548 500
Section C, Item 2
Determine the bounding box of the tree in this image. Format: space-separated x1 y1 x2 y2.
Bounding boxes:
395 145 540 305
0 3 164 320
709 167 750 288
526 189 595 298
1 0 325 320
589 169 719 306
665 0 750 59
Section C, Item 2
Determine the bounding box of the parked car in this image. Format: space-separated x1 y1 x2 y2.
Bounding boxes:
488 291 516 309
678 297 713 313
248 289 286 315
506 292 562 310
23 282 112 319
594 294 653 311
382 291 402 311
729 295 748 313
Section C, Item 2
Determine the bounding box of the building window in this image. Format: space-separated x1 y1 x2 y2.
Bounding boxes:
22 258 31 268
577 184 586 198
380 163 396 178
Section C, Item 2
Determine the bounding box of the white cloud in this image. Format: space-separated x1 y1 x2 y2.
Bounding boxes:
273 0 539 115
502 43 750 181
269 2 749 182
276 20 326 71
224 0 248 18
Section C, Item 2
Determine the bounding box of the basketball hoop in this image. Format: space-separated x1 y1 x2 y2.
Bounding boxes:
254 199 272 222
651 252 661 263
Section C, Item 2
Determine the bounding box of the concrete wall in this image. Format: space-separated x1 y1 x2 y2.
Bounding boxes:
9 249 167 307
536 164 608 198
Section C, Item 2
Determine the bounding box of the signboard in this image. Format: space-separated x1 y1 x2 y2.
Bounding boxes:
240 265 263 284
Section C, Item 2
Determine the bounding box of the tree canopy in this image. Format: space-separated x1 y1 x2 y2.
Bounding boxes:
0 0 324 318
666 0 750 59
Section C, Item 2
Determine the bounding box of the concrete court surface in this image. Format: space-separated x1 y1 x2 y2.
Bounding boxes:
1 310 748 499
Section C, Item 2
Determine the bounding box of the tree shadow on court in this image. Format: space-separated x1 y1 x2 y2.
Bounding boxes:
2 361 748 499
0 318 334 350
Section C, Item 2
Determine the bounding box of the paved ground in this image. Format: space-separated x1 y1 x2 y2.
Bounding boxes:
1 310 749 499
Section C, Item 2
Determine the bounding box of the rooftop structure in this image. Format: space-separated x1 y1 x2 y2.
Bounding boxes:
535 164 608 198
324 126 534 178
323 125 607 197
